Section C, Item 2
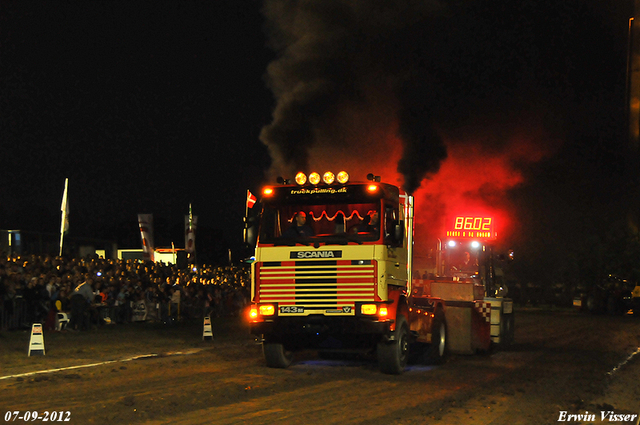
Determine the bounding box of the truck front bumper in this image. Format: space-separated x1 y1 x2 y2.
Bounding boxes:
250 315 393 349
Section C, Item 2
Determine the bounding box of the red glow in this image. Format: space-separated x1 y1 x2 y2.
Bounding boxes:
412 134 555 251
298 101 556 263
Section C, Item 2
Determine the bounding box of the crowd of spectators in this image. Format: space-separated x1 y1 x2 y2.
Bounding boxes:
0 252 251 331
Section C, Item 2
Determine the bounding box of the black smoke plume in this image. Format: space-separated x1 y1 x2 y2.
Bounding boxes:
258 0 600 193
259 0 447 193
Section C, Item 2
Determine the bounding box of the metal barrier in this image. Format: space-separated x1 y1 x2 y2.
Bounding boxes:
1 299 29 331
1 296 237 331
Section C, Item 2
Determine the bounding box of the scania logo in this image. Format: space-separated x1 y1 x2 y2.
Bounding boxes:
290 250 342 259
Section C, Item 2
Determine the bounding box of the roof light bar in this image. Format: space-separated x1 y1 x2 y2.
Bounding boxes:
291 170 351 186
336 171 349 184
295 172 307 185
309 172 321 185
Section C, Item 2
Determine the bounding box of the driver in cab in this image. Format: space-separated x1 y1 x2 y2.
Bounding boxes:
283 211 315 238
351 211 380 235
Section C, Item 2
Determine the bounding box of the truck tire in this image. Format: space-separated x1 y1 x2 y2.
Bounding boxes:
606 296 622 316
426 310 447 364
587 291 605 314
377 315 409 374
263 342 293 368
500 312 515 347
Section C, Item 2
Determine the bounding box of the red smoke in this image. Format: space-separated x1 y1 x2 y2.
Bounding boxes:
304 118 555 263
412 132 555 252
263 57 556 259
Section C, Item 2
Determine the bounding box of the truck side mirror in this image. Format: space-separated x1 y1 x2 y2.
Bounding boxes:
244 216 257 247
394 220 404 244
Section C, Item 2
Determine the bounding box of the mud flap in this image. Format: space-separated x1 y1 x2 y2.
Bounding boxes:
486 298 514 348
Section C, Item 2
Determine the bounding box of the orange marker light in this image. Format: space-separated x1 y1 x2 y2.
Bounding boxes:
249 306 258 320
263 187 273 196
367 184 378 193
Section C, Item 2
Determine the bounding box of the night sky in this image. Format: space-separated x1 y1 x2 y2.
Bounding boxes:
1 1 274 260
2 0 638 281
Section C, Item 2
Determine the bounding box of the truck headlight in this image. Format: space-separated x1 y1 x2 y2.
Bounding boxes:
361 304 377 315
259 305 275 316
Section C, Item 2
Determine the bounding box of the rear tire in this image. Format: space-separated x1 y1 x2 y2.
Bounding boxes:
263 342 293 368
500 312 515 347
426 310 447 364
606 296 622 316
587 291 605 314
377 315 409 374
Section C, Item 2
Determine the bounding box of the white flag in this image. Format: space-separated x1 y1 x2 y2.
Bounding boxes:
59 178 69 256
60 178 69 235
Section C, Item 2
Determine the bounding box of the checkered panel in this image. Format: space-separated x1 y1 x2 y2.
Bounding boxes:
474 301 491 323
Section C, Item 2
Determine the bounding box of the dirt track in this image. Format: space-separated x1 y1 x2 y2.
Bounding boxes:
1 309 639 425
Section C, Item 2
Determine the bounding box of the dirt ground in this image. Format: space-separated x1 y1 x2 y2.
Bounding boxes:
1 308 639 425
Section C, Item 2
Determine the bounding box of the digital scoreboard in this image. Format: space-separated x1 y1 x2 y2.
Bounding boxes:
445 216 496 240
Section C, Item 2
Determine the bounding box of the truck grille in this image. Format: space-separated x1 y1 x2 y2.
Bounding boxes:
256 260 378 309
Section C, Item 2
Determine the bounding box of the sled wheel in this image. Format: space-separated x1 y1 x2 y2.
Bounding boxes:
500 311 515 347
426 309 447 364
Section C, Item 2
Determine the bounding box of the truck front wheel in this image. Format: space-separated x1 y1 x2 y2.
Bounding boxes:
377 315 409 374
426 310 447 364
263 341 293 368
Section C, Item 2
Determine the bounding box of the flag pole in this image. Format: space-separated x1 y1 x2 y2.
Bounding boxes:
189 203 193 261
59 178 69 256
244 190 249 243
244 189 257 245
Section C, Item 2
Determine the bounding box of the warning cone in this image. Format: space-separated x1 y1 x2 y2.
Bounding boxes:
28 323 45 356
203 316 214 341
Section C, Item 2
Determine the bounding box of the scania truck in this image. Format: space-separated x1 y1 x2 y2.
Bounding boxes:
246 171 514 374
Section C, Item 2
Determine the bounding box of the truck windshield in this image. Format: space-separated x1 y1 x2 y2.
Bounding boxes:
258 202 381 245
447 249 480 278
